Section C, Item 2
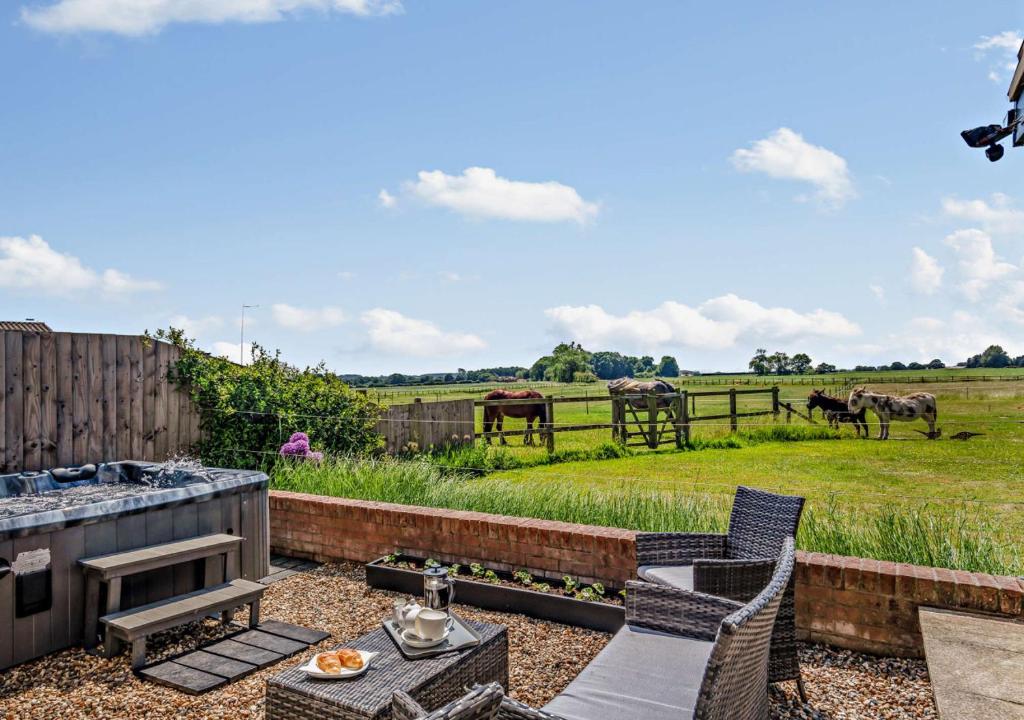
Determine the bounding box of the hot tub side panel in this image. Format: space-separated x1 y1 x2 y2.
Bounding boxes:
0 484 269 670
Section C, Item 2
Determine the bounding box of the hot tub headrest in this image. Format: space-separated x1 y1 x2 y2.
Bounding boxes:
51 465 98 483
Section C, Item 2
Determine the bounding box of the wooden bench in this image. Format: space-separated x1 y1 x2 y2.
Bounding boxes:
79 533 244 654
102 579 265 668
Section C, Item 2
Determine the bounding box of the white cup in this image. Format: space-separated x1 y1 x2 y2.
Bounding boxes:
414 608 449 641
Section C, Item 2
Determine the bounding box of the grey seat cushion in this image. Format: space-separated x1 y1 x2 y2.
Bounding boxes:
637 564 693 590
542 625 712 720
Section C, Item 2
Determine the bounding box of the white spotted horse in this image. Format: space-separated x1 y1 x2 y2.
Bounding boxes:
847 387 938 440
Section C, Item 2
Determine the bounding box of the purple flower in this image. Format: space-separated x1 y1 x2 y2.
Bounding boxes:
289 431 309 444
291 437 310 454
308 451 324 463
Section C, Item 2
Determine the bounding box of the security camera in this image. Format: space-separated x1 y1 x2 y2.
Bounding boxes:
986 143 1005 162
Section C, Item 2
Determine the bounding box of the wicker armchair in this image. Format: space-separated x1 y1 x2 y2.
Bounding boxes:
635 486 805 698
392 682 504 720
492 538 796 720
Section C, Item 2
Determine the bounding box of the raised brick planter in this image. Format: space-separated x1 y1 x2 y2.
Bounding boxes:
269 490 1024 658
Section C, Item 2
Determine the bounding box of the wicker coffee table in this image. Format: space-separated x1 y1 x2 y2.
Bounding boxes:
265 620 508 720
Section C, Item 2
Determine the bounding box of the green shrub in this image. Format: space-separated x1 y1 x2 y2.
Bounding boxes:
152 328 382 469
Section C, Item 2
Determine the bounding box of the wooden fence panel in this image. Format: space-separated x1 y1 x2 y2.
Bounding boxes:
0 332 200 473
376 399 474 454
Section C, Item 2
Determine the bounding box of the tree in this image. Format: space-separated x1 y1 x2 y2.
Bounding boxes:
889 361 907 371
927 358 945 369
906 362 924 370
637 355 655 373
529 356 552 381
656 355 680 377
591 351 633 379
767 351 792 375
749 348 770 375
815 362 837 374
543 342 593 383
966 345 1012 368
790 353 813 374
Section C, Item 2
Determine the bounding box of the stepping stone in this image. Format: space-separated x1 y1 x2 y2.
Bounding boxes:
203 638 283 668
174 650 257 680
231 629 307 656
255 620 330 645
140 661 227 694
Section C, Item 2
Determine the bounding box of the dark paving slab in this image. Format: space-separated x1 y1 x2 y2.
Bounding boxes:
231 629 308 656
140 661 227 694
203 638 283 668
255 619 330 645
173 650 257 681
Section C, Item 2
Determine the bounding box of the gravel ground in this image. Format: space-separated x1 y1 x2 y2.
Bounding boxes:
0 562 936 720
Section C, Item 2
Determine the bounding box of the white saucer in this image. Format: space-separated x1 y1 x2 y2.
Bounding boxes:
400 628 451 648
302 650 376 679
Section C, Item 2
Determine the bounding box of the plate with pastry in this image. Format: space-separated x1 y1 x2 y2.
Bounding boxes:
301 649 376 679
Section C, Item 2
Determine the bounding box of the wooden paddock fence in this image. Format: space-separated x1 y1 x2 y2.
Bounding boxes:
471 386 790 452
1 331 200 474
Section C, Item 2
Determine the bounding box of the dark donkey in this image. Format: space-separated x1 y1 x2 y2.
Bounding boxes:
807 389 868 437
482 389 548 446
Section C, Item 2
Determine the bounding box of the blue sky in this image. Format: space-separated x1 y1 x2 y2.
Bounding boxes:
3 1 1024 374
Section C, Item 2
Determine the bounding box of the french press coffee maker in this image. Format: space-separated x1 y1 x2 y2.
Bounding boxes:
422 566 456 614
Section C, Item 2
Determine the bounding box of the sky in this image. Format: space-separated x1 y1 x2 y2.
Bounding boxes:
3 1 1024 374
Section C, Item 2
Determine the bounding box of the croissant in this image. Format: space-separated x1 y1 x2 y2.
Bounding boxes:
316 652 343 674
337 649 364 669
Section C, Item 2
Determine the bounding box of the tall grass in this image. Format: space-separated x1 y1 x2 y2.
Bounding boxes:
271 456 1021 576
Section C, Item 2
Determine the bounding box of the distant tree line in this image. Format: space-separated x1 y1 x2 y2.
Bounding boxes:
338 343 1023 389
527 343 681 382
340 366 527 387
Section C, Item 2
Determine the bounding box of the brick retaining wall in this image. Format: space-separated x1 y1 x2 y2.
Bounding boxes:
270 490 1024 658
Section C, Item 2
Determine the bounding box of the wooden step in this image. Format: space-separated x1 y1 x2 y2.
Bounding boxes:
102 579 265 668
80 533 242 579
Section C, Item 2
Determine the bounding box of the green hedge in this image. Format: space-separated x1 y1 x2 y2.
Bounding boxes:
153 328 382 469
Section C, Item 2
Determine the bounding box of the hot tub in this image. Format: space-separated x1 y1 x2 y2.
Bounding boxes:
0 461 269 670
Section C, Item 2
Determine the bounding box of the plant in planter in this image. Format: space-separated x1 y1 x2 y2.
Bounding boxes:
367 553 625 633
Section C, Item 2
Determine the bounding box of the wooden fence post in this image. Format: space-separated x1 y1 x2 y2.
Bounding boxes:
771 386 780 418
545 395 555 454
646 392 658 449
611 397 623 444
674 393 687 448
729 388 738 433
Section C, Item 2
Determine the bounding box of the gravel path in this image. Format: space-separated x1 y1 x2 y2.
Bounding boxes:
0 562 936 719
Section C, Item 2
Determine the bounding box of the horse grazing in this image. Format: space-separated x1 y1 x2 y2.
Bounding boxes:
847 387 937 440
807 389 868 437
482 389 548 446
607 378 677 410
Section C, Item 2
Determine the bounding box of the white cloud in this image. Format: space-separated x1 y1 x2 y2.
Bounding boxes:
361 308 486 356
377 189 397 209
337 271 356 281
0 234 161 297
404 167 598 223
941 194 1024 234
997 281 1024 325
943 228 1016 300
21 0 402 35
909 247 944 295
211 340 254 365
271 303 346 332
730 127 855 207
169 314 224 338
974 31 1022 82
544 294 860 354
869 284 886 303
438 271 461 283
896 312 1016 362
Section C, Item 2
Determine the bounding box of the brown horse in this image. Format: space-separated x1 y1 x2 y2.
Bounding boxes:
482 389 548 446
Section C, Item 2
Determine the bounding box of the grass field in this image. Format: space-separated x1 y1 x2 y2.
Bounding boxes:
275 370 1024 575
